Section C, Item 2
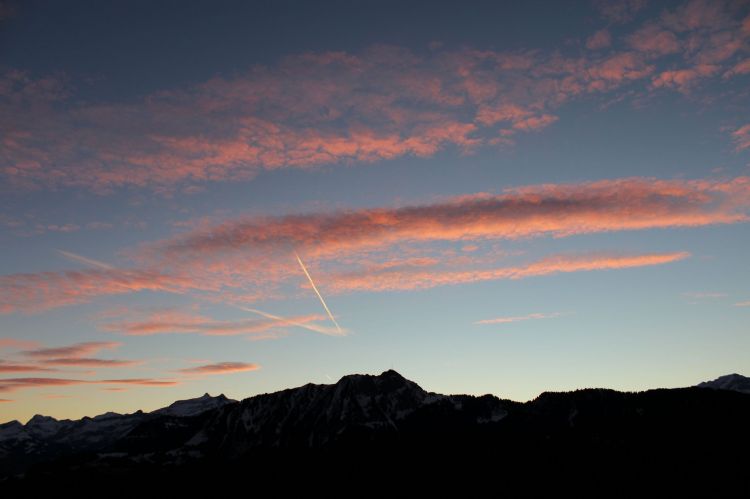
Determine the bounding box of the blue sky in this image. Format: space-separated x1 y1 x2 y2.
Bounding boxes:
1 0 749 422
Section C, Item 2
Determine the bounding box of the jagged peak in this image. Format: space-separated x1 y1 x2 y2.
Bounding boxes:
336 369 407 383
27 414 58 425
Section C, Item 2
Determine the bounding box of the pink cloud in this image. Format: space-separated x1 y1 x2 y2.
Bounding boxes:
2 175 748 312
585 52 654 88
652 64 720 90
101 309 326 337
0 338 41 350
628 25 681 55
0 362 55 373
512 114 558 131
177 362 260 375
22 341 122 359
326 251 690 292
0 268 200 313
159 176 750 263
7 12 749 195
731 124 750 151
587 29 612 50
723 59 750 78
39 358 139 367
474 104 531 126
593 0 648 23
661 0 735 33
0 377 179 393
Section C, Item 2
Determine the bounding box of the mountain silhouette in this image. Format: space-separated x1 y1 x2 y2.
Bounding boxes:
1 370 749 495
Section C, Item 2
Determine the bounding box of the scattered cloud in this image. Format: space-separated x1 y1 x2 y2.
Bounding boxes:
158 176 749 262
22 341 122 359
732 125 750 152
592 0 648 24
101 309 330 337
327 251 690 292
0 338 41 350
2 0 748 193
0 361 55 373
627 24 681 56
10 341 138 370
0 376 179 393
723 58 750 78
587 29 612 50
0 268 199 313
38 358 139 368
1 176 746 312
474 312 565 325
177 362 261 376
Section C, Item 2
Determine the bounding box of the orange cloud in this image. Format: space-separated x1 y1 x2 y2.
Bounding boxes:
39 358 139 367
100 378 178 386
177 362 260 376
22 341 122 359
327 252 690 292
11 342 137 370
0 338 41 350
102 309 326 337
0 362 55 373
0 176 747 312
0 377 179 393
160 176 750 262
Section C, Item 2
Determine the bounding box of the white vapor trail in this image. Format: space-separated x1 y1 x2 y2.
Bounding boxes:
57 249 114 270
237 306 345 336
294 252 343 334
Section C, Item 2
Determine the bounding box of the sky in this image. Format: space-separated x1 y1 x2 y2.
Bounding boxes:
1 0 749 423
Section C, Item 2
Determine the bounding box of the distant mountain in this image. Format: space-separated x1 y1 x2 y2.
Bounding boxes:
0 393 233 476
1 371 749 495
696 373 750 394
152 392 236 417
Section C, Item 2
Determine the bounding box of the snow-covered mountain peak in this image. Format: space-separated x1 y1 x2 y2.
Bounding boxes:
696 373 750 394
153 392 237 417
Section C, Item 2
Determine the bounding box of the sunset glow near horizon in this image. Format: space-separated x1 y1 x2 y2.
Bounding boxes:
1 0 749 423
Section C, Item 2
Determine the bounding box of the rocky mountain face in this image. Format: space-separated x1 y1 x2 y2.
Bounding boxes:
1 370 749 495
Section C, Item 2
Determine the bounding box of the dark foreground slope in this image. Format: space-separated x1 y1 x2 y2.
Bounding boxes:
2 371 750 496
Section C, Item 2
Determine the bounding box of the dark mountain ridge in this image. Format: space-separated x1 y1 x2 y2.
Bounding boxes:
2 371 749 495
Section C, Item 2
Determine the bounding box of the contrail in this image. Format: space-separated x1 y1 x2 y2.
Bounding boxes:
236 306 344 336
295 252 343 334
57 250 114 270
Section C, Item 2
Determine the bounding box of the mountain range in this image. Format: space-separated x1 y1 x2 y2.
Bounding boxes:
2 370 749 495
